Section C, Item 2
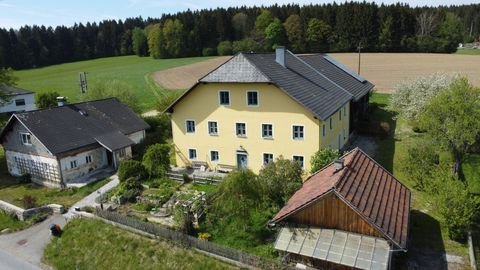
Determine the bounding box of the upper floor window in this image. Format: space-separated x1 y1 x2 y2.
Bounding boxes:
119 148 126 158
292 125 304 140
322 124 326 137
236 123 246 137
86 155 92 164
262 124 273 139
247 91 258 106
210 151 219 162
339 110 342 121
70 160 77 169
344 107 347 117
188 149 197 160
15 99 25 106
185 120 196 133
208 121 218 135
263 153 274 165
293 155 304 168
21 133 31 145
219 91 230 105
329 118 333 130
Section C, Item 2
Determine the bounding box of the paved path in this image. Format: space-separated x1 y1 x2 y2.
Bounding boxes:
0 175 119 269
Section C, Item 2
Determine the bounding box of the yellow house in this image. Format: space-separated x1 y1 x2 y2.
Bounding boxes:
165 47 374 173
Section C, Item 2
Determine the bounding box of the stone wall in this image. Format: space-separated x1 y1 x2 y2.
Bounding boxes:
0 200 64 221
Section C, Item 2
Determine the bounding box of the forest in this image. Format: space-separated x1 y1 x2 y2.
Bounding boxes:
0 2 479 70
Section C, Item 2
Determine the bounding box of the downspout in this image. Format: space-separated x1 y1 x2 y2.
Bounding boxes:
56 156 65 189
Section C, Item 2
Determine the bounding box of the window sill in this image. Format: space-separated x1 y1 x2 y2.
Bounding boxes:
292 138 304 141
262 137 274 140
236 135 247 138
209 133 219 136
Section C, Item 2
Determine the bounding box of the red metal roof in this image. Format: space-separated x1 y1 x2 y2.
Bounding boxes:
271 148 410 249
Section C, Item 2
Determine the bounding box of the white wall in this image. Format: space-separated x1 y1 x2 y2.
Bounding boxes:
0 93 36 113
128 130 145 144
5 150 61 186
60 147 108 183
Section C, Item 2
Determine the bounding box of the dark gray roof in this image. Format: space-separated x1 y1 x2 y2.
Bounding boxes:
0 84 34 96
298 54 374 101
1 98 149 155
95 131 134 151
169 50 373 120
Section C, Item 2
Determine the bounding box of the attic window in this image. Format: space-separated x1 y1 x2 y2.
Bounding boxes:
21 133 32 145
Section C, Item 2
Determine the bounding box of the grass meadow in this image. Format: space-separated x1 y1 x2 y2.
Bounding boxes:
14 55 213 112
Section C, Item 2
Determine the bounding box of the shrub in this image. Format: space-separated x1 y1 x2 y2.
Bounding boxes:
217 41 233 56
143 144 170 178
22 195 37 209
116 177 143 203
117 160 146 182
202 47 216 56
183 173 192 184
310 148 339 173
401 142 439 191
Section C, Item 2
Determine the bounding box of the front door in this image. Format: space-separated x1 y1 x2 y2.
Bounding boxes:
236 153 248 169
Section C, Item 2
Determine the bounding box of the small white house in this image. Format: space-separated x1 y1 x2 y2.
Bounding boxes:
0 84 36 113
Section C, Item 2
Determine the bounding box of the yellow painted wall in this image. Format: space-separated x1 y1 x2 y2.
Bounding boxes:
171 83 350 173
319 103 350 150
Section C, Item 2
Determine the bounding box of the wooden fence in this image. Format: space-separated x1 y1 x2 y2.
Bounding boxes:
95 209 287 269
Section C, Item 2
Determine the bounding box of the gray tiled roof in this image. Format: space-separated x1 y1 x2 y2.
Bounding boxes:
299 54 374 101
0 84 34 96
200 54 270 83
95 131 134 151
2 98 149 155
168 50 374 120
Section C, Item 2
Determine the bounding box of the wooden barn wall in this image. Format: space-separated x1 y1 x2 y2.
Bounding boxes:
288 193 382 238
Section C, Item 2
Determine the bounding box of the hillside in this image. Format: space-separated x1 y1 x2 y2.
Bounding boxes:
14 55 213 112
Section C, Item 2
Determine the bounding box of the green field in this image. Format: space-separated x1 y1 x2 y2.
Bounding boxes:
456 48 480 55
14 55 212 112
43 218 234 270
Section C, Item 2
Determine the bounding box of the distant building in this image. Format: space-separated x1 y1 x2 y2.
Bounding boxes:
0 98 149 187
0 84 36 113
166 47 374 173
270 148 411 270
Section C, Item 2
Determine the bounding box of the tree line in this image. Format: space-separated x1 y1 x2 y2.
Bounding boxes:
1 2 480 69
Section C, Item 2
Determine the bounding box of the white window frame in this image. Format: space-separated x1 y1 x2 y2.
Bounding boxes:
20 132 32 145
261 123 274 139
86 155 92 164
246 90 259 107
188 148 197 160
292 155 305 169
119 148 126 158
210 150 219 162
70 160 77 169
292 125 305 140
185 119 196 134
208 121 219 136
235 122 247 137
262 152 274 166
219 90 230 106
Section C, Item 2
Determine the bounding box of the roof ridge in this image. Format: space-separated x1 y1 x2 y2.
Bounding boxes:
286 50 353 99
14 97 119 115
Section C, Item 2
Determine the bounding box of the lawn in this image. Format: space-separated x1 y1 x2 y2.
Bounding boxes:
0 211 28 232
456 48 480 55
462 154 480 194
370 93 470 258
14 55 214 112
0 177 110 209
43 218 235 270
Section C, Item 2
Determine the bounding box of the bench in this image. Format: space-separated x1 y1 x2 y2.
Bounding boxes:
191 161 209 171
216 164 237 173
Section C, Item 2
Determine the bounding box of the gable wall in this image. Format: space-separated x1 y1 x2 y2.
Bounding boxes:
2 119 53 157
288 192 382 238
171 83 320 173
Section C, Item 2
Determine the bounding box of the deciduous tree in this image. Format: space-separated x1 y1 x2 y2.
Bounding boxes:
284 14 305 52
35 91 60 109
310 148 339 173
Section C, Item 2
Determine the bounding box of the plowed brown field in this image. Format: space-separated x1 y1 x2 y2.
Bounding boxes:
152 53 480 93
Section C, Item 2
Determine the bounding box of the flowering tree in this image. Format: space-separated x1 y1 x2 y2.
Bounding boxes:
389 73 456 120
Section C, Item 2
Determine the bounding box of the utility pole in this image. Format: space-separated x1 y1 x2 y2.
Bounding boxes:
357 41 363 75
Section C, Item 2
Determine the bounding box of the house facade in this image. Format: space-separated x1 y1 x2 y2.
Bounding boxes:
0 98 149 187
166 47 374 173
270 148 411 269
0 84 36 113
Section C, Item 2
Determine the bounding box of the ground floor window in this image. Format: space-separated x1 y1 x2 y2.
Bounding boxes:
86 155 92 164
263 153 274 165
210 150 219 162
293 155 304 168
118 148 126 158
189 149 197 160
70 160 77 169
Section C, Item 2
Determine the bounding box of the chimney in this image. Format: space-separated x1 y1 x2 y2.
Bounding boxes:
275 46 285 67
333 159 344 171
56 97 67 107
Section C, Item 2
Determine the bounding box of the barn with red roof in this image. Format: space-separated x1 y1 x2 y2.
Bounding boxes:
270 147 411 270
